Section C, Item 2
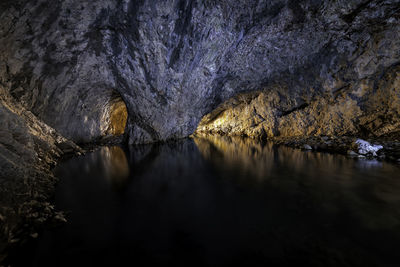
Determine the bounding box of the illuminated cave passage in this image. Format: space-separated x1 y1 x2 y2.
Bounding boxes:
103 92 128 137
65 89 129 143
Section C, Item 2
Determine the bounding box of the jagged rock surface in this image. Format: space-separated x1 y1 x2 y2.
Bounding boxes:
196 65 400 138
0 87 81 262
1 0 399 144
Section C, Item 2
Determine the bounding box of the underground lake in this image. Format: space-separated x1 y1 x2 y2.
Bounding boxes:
1 0 400 266
13 136 400 267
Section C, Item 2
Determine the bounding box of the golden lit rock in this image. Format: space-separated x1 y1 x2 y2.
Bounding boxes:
196 65 400 139
107 100 128 136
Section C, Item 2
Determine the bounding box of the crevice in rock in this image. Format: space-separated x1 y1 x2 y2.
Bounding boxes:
280 103 309 117
341 0 374 24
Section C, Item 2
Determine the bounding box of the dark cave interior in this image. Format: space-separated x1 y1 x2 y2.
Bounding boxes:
0 0 400 266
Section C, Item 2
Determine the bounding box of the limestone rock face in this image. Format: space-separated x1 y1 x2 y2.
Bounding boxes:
196 65 400 138
0 0 399 143
0 87 80 259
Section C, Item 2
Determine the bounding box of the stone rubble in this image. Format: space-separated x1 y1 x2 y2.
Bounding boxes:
0 87 82 263
355 139 383 156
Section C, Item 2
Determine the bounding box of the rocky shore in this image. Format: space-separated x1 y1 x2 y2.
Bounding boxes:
194 132 400 164
0 88 83 264
272 136 400 162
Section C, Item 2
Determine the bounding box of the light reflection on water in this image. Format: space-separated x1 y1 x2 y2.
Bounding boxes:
29 137 400 267
80 146 130 189
99 146 130 187
195 136 400 230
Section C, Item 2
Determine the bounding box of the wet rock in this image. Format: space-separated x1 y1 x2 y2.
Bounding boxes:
267 136 400 164
30 233 38 239
355 139 383 156
0 87 81 262
304 144 313 150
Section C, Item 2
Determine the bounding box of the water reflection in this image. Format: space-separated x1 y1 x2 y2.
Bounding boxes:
80 146 130 188
195 135 389 179
194 136 276 182
100 146 130 187
29 138 400 267
195 136 400 230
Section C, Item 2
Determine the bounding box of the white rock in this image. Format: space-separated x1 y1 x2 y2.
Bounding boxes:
355 139 383 156
303 144 312 150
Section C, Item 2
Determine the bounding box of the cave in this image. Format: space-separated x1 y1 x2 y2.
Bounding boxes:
103 92 128 137
1 0 400 266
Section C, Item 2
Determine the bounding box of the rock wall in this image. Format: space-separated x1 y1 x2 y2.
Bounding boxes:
0 86 81 261
0 0 399 144
196 65 400 138
104 97 128 136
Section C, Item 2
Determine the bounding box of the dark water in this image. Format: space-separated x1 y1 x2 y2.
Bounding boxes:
27 136 400 266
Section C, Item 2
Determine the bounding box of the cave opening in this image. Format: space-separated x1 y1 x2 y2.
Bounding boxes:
104 91 128 137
